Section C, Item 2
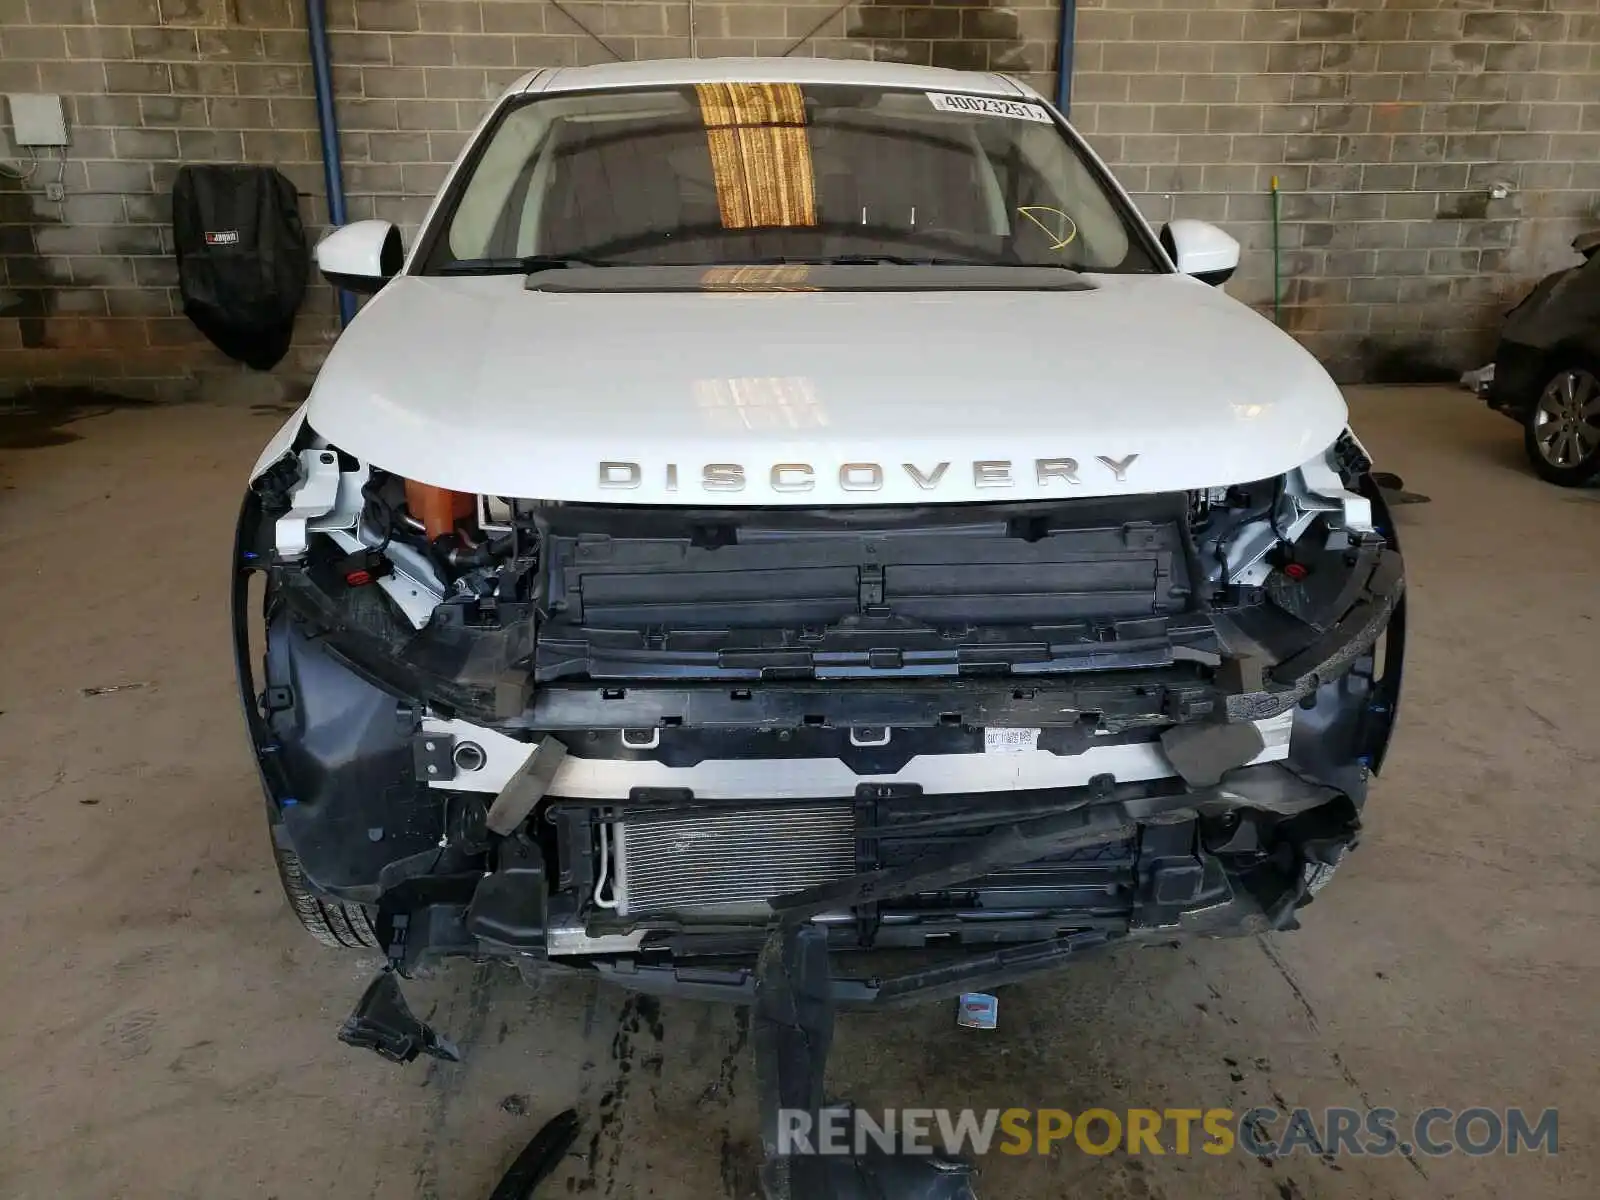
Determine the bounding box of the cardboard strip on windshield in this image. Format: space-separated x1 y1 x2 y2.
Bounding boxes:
695 82 818 230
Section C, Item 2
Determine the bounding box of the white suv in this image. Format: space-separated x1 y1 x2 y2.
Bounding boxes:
234 59 1405 1011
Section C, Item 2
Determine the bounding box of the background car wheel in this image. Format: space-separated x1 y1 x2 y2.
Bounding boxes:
271 843 380 950
1523 359 1600 486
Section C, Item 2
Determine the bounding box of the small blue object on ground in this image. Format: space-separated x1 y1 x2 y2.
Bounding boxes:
957 993 998 1030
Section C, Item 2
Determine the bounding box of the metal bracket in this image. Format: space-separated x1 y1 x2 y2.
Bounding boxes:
275 448 342 558
260 685 294 713
419 717 544 793
1300 450 1374 532
859 562 886 611
413 731 456 783
323 526 446 631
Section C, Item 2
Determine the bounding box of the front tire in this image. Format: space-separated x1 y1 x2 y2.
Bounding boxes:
1523 359 1600 486
272 843 380 950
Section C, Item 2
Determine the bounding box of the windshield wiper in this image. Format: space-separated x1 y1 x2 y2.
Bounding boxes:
745 255 1083 270
751 254 974 267
438 255 610 275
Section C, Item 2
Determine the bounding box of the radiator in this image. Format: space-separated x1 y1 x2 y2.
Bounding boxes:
613 802 856 918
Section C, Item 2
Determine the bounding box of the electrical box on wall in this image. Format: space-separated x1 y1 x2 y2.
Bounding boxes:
6 94 69 147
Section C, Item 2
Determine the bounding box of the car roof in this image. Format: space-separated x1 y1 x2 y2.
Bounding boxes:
503 57 1033 101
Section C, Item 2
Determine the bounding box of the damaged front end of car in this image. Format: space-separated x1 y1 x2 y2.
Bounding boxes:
233 427 1404 1008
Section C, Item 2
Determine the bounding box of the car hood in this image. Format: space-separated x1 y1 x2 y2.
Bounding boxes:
294 270 1347 505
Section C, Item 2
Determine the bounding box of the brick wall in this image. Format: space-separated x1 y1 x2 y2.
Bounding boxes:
1 0 1597 393
1072 0 1600 381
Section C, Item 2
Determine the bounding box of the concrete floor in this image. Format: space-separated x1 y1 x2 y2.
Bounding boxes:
0 385 1594 1200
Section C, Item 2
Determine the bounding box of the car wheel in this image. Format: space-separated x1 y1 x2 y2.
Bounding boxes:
1523 359 1600 486
272 843 380 950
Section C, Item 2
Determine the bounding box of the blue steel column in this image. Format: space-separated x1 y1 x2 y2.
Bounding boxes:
1055 0 1077 117
307 0 358 328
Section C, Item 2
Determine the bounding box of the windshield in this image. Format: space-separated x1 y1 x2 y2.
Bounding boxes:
422 82 1161 275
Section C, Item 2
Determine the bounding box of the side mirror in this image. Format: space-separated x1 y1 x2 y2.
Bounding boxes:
315 220 404 294
1161 219 1240 286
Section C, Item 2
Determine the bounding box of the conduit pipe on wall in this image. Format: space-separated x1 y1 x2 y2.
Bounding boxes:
307 0 358 329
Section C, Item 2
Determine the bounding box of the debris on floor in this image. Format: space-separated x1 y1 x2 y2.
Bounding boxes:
338 970 461 1064
956 993 998 1030
79 682 151 697
485 1108 580 1200
1370 472 1432 506
1460 363 1495 396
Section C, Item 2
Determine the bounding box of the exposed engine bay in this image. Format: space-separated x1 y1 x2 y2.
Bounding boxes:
235 427 1403 1004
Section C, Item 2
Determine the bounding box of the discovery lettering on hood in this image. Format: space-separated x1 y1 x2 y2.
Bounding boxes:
595 456 1141 493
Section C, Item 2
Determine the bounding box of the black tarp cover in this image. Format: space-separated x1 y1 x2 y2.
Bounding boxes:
173 165 309 370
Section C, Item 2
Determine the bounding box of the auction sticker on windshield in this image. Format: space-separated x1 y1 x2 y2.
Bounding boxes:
927 93 1052 122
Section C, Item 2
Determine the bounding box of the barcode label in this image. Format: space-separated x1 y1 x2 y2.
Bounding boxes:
927 93 1052 123
984 728 1040 754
